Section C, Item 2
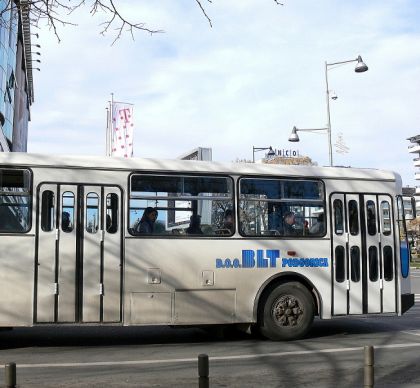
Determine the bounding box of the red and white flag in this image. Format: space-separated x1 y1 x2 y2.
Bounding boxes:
111 103 134 157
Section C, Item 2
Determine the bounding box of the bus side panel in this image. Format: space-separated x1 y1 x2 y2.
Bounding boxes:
0 236 35 326
123 238 331 325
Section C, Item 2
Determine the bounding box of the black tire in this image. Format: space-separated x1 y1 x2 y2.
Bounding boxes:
259 282 314 341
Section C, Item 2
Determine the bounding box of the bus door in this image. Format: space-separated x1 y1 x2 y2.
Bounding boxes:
35 184 122 323
331 193 397 316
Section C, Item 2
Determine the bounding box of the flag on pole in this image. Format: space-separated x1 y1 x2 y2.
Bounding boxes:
111 102 134 157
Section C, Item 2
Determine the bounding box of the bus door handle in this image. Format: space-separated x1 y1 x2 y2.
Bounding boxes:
148 268 161 284
202 271 214 286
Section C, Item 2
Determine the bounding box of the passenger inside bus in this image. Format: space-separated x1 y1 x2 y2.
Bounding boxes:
186 214 203 235
136 207 158 234
62 211 72 233
282 211 297 236
222 209 234 233
309 213 325 235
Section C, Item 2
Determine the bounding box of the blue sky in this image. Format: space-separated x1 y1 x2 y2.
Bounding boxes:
29 0 420 185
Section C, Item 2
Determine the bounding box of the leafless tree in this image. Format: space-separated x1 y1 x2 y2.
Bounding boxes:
0 0 284 44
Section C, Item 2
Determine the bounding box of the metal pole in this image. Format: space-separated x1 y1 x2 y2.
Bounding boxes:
198 354 209 388
105 106 109 156
5 363 16 388
364 345 374 388
109 93 114 157
325 61 333 167
252 147 255 163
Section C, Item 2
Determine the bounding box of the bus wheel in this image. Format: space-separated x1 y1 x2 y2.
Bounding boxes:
260 282 314 341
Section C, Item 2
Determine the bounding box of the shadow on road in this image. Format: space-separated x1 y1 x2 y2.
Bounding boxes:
0 313 415 350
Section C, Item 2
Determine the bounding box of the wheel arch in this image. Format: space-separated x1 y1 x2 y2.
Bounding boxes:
253 272 322 322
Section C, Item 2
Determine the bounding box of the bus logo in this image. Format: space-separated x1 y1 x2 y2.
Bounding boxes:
215 249 328 269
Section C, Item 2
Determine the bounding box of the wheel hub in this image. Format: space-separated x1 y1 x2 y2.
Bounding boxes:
272 295 303 327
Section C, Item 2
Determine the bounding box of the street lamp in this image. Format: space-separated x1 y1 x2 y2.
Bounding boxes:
289 126 329 142
252 146 275 163
324 55 368 166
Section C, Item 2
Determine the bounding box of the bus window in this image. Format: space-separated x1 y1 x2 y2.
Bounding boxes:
239 178 325 237
383 246 394 281
333 199 344 235
380 201 391 236
0 169 31 233
366 200 377 236
335 245 345 283
86 193 99 234
61 191 75 233
368 246 379 282
397 196 410 278
348 200 359 236
350 246 360 282
106 193 118 234
129 174 234 236
41 190 55 232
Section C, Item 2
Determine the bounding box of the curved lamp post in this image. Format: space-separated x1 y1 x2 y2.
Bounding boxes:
324 55 368 166
252 146 275 163
288 55 368 167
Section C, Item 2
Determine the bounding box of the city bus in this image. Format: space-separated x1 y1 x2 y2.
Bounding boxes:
0 153 415 340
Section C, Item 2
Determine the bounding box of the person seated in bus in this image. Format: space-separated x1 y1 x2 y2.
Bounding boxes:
309 213 325 235
282 211 297 236
186 214 203 235
136 207 158 234
62 211 72 232
222 209 234 233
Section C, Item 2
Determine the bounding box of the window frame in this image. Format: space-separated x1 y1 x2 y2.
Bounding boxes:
40 190 55 232
0 168 32 234
237 176 326 239
127 172 235 238
85 192 100 234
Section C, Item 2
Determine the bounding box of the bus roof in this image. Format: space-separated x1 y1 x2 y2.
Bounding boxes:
0 152 399 182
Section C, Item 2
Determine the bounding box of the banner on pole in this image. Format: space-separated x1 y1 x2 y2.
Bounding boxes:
111 102 134 157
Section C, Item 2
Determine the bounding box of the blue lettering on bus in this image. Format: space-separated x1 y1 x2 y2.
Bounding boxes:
281 257 328 268
215 250 328 269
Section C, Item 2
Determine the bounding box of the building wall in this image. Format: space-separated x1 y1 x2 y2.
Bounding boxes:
0 0 19 149
12 38 29 151
0 0 31 152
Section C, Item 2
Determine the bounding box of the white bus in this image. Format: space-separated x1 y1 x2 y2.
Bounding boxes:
0 153 414 340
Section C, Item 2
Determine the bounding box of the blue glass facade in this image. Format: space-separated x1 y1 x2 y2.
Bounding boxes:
0 0 18 144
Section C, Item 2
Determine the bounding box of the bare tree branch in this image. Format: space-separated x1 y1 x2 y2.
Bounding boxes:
94 0 163 45
195 0 212 28
1 1 284 44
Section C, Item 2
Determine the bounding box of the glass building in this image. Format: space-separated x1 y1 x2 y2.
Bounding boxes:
0 0 34 152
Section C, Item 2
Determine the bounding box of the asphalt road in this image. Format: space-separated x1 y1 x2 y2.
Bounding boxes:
1 273 420 387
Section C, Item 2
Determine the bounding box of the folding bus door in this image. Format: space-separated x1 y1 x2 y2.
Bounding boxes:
36 184 78 323
346 195 363 315
331 193 347 315
102 187 122 322
331 193 363 316
331 193 397 317
36 184 59 323
82 186 122 323
378 195 397 313
36 184 122 324
363 195 381 313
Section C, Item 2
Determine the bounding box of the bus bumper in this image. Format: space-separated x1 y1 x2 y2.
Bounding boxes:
401 293 415 314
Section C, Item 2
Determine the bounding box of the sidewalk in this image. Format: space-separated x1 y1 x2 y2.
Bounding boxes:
410 254 420 269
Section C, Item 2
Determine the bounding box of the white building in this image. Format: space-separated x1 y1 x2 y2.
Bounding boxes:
407 135 420 215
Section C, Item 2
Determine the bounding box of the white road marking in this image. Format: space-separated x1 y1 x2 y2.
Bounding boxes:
402 331 420 337
16 342 420 369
